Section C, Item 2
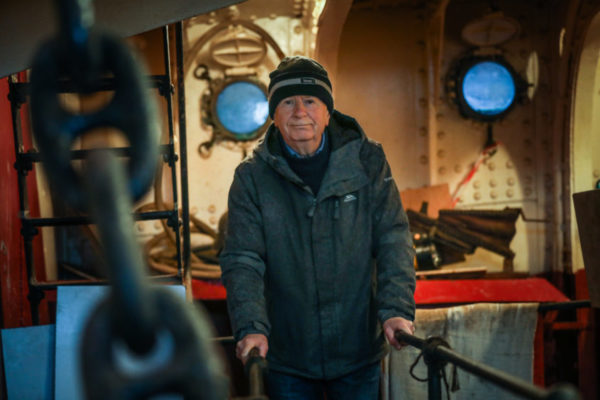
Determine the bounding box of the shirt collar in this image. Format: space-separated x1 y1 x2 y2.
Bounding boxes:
282 128 328 159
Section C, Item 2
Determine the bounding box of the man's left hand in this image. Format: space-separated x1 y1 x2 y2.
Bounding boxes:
383 317 415 350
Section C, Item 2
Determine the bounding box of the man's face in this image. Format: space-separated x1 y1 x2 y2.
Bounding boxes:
273 95 330 155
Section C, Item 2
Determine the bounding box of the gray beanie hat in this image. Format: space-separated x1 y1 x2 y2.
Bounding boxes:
268 56 333 118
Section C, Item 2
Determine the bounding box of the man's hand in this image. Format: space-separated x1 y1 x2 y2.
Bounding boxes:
236 333 268 364
383 317 415 350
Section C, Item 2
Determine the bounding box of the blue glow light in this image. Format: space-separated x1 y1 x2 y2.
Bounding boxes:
216 81 268 137
462 61 516 116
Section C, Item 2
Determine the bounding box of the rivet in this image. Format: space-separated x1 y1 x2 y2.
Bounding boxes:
436 113 444 120
191 206 198 214
420 155 428 164
438 166 446 175
154 221 162 230
524 187 532 196
593 169 600 178
209 216 217 225
506 188 514 198
507 177 515 186
474 192 481 200
137 223 145 232
454 164 462 173
489 179 497 187
294 25 303 34
437 150 445 158
437 131 445 139
473 180 480 189
524 157 533 166
208 205 216 213
419 127 427 137
419 98 427 107
506 160 514 169
490 190 498 199
524 176 533 185
269 13 277 19
488 161 495 171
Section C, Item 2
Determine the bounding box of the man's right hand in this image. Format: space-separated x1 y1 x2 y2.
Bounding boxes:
236 333 268 365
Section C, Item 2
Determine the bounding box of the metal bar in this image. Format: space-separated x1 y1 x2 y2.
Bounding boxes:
246 348 267 399
162 24 183 275
17 144 173 163
175 21 191 283
211 336 235 343
538 300 591 312
10 75 169 95
427 364 442 400
29 273 180 289
435 345 547 399
395 331 581 400
23 210 175 227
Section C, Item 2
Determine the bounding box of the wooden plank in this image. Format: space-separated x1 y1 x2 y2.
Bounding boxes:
573 189 600 308
416 266 487 279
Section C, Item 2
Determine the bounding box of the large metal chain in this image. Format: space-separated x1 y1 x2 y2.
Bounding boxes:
30 0 159 210
28 0 229 398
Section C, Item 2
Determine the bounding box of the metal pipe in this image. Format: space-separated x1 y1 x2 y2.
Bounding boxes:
161 24 183 275
175 21 191 283
395 331 581 400
17 144 172 163
9 76 168 96
246 348 268 399
538 300 591 312
26 210 175 227
427 364 442 400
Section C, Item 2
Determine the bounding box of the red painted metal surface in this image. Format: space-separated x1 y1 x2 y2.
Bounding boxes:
414 278 569 304
192 276 568 303
0 75 49 328
575 269 598 400
0 76 29 328
191 278 227 300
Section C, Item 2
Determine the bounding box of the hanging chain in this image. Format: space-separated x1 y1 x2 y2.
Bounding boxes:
28 0 228 398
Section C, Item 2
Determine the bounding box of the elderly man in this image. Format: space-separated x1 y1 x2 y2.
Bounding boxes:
220 56 416 399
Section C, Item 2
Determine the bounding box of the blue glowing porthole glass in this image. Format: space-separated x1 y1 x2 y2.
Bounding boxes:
462 61 516 116
215 81 268 139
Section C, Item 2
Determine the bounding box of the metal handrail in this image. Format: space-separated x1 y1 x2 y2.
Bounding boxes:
395 330 581 400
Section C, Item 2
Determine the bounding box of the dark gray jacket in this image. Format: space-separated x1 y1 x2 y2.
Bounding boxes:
220 110 416 379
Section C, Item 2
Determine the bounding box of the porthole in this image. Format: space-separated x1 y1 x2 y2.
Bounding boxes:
212 79 269 141
446 55 527 122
